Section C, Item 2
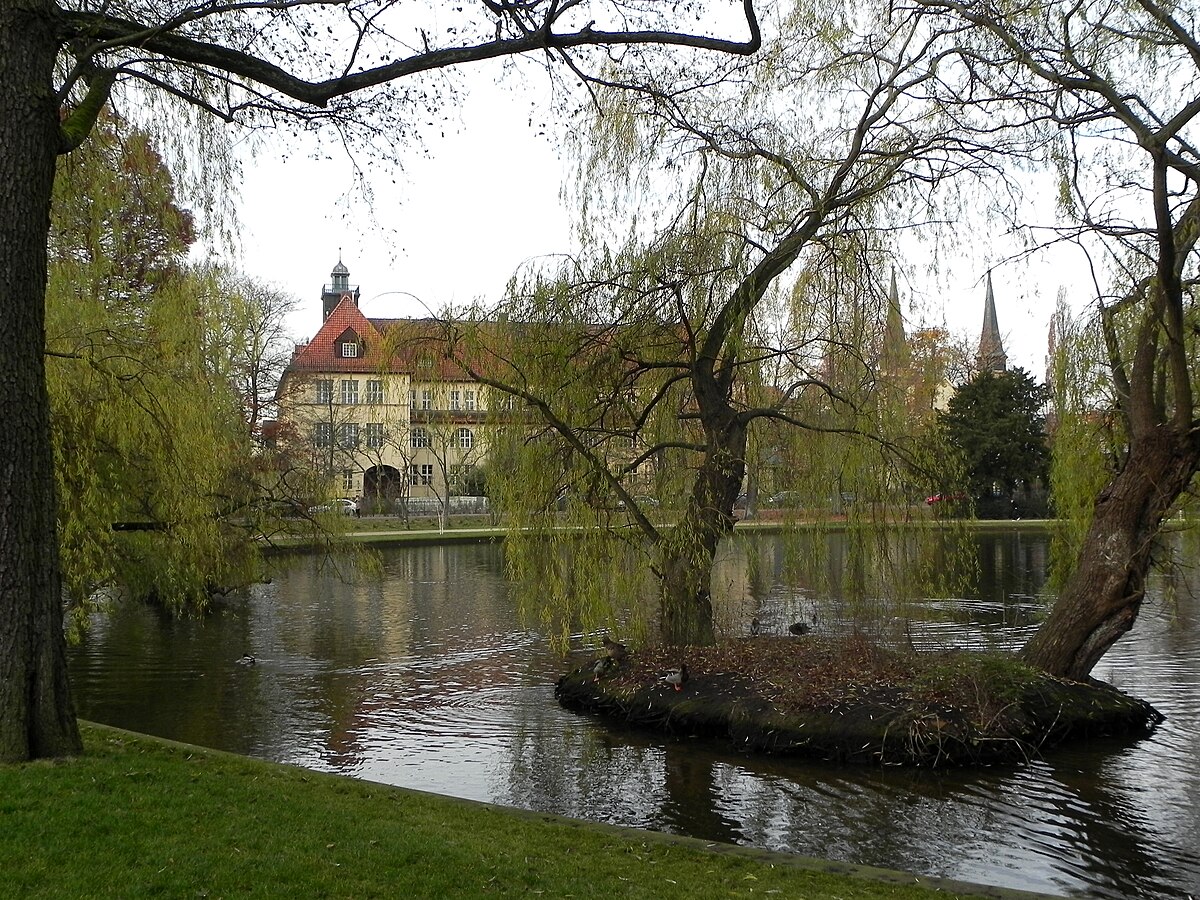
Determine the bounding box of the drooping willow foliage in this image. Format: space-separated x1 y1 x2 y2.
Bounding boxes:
446 0 1001 650
46 116 267 629
1046 285 1200 592
453 231 972 650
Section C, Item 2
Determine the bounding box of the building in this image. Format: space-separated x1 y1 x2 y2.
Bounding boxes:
274 260 496 507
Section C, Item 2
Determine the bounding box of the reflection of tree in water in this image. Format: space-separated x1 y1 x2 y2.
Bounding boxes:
68 533 1200 900
659 743 741 844
1032 746 1199 900
498 719 667 826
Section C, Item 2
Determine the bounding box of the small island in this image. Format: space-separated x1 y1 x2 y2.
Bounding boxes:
556 636 1163 766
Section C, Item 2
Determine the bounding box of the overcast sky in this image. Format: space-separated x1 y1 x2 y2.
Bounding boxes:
232 76 1067 380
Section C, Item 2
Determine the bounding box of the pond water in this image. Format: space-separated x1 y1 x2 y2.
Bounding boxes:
67 529 1200 899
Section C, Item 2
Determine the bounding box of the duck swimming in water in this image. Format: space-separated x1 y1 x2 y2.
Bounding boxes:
664 664 689 692
236 654 256 666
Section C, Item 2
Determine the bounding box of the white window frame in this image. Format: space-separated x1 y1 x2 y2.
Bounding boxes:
365 379 384 404
340 379 359 405
411 427 429 449
458 427 473 450
315 380 333 405
341 341 359 358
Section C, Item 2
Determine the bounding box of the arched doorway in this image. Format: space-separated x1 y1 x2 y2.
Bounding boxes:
364 465 403 513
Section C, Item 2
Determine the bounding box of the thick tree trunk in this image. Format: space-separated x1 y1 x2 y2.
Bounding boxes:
1022 428 1199 679
0 2 83 761
658 424 746 646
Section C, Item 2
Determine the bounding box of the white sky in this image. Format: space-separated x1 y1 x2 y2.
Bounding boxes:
232 76 1069 380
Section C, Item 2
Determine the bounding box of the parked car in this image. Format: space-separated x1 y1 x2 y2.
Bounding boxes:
766 491 803 507
308 498 356 516
925 492 967 505
618 495 661 508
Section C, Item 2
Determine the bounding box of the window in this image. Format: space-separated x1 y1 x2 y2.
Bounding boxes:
366 423 385 449
315 380 333 405
420 389 432 410
411 427 429 449
338 423 359 448
499 394 515 411
464 390 476 411
341 341 359 358
409 390 416 410
342 469 355 491
340 379 359 405
457 428 474 450
365 380 384 404
420 464 433 485
450 390 461 410
409 464 420 486
313 422 332 447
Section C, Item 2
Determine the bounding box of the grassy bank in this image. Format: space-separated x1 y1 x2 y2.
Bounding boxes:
0 724 1058 899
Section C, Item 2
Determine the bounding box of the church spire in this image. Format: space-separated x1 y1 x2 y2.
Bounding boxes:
881 268 909 373
977 272 1007 373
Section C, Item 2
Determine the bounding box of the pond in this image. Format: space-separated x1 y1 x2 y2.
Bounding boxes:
67 528 1200 900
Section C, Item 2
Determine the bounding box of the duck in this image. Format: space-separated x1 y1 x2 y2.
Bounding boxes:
788 621 810 636
664 663 689 692
236 654 257 666
593 655 616 682
750 617 762 635
602 635 628 664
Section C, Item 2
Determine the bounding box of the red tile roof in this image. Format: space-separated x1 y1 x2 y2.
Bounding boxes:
285 298 478 380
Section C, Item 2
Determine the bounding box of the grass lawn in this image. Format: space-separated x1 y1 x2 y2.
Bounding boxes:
0 723 1055 899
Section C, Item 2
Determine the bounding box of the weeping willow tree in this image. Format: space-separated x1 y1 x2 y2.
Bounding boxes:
3 0 763 763
46 116 266 627
907 0 1200 678
448 3 1002 648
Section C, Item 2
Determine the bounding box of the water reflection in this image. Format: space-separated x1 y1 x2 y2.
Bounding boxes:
68 530 1199 900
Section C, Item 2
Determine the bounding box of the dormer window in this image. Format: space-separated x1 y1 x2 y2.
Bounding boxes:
334 327 363 358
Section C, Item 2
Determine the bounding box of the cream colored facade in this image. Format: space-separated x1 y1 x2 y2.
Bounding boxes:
274 264 494 506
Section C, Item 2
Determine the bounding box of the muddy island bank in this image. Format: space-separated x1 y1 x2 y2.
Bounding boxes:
556 636 1163 766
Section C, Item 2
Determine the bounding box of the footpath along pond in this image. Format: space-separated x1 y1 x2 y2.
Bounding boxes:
68 528 1199 899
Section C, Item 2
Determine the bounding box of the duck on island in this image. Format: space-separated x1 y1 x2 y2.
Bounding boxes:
593 655 617 682
664 663 689 692
602 635 628 664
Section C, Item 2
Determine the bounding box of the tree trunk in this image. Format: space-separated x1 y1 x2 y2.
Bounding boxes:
0 1 83 761
1022 427 1199 679
657 423 746 646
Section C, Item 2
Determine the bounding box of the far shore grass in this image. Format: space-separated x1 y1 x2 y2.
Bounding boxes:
267 513 1054 553
0 723 1061 899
